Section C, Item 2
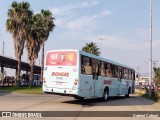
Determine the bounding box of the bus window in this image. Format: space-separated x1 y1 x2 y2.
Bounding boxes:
128 70 132 80
100 62 106 76
92 58 100 80
124 68 129 79
106 63 112 77
81 56 92 75
92 63 99 80
131 70 135 80
112 65 118 77
117 66 122 79
114 66 118 77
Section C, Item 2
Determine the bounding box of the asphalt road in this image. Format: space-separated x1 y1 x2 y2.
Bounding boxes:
0 93 159 120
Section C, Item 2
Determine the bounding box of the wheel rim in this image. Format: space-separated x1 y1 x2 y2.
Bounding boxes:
104 91 108 100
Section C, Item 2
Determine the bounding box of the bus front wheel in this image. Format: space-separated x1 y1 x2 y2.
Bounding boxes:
102 89 109 102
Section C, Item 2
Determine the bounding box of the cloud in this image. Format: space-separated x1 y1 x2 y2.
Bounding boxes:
100 9 111 17
50 0 110 30
65 15 97 29
50 0 99 16
57 31 139 51
87 34 138 50
55 9 110 30
143 39 160 48
153 39 160 47
135 28 149 37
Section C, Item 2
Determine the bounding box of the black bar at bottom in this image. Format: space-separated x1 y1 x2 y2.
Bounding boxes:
0 111 159 117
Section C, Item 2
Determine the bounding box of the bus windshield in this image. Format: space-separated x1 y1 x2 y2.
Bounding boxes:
46 51 77 66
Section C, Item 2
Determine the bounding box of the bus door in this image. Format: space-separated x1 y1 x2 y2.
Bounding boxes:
92 59 100 97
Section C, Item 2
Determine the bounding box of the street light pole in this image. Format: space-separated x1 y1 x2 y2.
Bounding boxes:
149 0 152 97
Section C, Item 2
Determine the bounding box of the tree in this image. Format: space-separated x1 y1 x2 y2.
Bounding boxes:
6 1 33 85
82 42 100 56
25 14 42 85
39 9 55 84
153 67 160 87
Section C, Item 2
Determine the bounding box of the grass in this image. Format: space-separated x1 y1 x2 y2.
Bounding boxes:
0 86 43 94
135 89 160 102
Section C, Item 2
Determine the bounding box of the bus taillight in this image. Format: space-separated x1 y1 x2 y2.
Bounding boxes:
74 79 78 85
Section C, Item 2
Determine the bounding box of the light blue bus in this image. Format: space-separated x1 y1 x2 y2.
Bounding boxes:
43 49 135 101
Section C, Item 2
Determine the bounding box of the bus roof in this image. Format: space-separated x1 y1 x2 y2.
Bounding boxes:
79 50 134 70
46 49 79 53
46 49 134 70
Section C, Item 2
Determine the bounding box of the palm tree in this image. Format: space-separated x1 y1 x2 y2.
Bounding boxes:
82 42 100 56
39 10 55 83
6 1 33 85
25 14 42 85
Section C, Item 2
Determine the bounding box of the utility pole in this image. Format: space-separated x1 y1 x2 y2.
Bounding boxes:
98 38 105 57
149 0 152 97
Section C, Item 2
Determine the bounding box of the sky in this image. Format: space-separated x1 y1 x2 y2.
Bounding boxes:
0 0 160 76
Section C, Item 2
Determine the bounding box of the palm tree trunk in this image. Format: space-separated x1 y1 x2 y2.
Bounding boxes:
40 40 44 85
17 55 21 86
30 59 34 86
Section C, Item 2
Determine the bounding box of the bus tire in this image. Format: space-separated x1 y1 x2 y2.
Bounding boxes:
125 88 130 98
74 96 84 100
102 88 109 102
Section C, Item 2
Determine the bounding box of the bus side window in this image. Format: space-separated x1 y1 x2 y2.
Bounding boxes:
92 63 99 79
100 61 106 76
131 70 135 80
129 70 132 80
112 65 118 77
118 66 122 80
92 58 100 80
81 56 92 75
115 66 118 77
106 63 112 77
124 68 129 79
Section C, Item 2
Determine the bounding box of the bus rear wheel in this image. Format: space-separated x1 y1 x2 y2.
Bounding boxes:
125 88 130 98
102 89 109 102
74 96 84 100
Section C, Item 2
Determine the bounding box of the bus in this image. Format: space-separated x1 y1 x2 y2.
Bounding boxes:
42 49 135 101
